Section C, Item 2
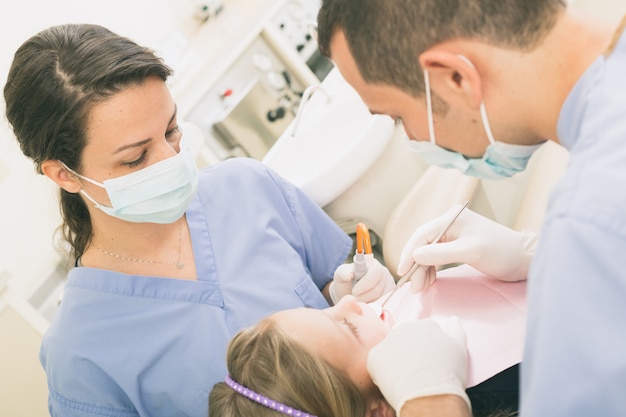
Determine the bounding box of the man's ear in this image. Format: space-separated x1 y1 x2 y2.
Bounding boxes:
367 397 396 417
41 160 82 193
418 49 483 110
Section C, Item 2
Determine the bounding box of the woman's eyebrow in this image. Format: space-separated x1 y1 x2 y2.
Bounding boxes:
113 138 152 154
112 106 177 154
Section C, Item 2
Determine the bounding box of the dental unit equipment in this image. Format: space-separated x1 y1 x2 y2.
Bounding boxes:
379 201 469 311
289 84 331 138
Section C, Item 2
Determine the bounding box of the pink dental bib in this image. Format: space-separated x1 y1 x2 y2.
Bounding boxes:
373 264 527 387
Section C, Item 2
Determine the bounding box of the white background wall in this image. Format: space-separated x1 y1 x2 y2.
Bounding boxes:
575 0 626 18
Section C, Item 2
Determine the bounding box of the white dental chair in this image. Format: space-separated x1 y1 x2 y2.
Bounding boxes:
512 141 569 233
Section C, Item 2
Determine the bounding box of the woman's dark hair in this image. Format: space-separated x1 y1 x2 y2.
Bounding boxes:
4 23 172 261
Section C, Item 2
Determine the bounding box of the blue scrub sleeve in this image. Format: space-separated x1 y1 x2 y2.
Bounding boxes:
522 216 626 416
263 165 353 288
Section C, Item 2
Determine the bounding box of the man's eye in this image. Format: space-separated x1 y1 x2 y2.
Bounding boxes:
166 125 181 138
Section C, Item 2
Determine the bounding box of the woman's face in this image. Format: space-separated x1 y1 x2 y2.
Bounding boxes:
271 295 391 397
77 76 182 205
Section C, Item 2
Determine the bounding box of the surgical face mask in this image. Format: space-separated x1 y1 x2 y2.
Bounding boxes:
62 139 199 224
404 59 543 180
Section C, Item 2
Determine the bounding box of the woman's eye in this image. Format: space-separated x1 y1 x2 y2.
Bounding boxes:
123 151 147 168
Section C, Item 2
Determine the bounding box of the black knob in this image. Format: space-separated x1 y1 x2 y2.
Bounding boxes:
267 106 286 122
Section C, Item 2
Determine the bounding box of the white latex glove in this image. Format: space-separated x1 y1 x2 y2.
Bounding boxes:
367 318 471 415
329 254 396 304
398 205 538 292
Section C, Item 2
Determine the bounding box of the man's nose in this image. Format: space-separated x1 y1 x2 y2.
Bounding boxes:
402 123 415 140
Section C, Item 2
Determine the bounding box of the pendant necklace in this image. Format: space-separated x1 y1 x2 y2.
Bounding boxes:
93 220 184 269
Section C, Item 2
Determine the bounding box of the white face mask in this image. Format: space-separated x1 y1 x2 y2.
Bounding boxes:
404 58 544 180
62 139 199 224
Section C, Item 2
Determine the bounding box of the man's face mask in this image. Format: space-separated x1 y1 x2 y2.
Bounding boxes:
404 56 544 180
62 137 199 224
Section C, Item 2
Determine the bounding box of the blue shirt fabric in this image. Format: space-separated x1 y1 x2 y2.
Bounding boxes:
40 158 352 417
521 22 626 416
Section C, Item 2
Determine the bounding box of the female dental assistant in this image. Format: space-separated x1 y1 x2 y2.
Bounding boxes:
3 23 360 417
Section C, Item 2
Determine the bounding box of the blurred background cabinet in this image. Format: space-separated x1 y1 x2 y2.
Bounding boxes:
0 284 49 416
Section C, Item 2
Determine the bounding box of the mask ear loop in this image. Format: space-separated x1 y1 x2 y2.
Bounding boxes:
423 69 437 145
60 161 105 188
59 161 110 209
456 54 496 145
479 102 496 145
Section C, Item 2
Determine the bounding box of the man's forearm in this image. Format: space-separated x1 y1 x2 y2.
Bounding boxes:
400 395 471 417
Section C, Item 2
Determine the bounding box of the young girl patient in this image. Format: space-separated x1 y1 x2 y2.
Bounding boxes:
209 264 526 417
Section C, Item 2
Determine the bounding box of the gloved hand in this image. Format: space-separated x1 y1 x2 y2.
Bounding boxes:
398 205 538 292
367 318 471 415
329 254 396 304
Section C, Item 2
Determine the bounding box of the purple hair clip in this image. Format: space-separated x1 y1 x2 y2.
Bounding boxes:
224 374 318 417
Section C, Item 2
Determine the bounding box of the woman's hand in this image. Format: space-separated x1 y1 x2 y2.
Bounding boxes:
330 255 396 304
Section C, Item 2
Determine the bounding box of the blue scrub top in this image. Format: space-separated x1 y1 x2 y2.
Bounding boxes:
40 158 352 417
521 19 626 417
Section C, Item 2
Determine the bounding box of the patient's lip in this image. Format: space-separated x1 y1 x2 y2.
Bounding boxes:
380 309 396 327
364 303 395 327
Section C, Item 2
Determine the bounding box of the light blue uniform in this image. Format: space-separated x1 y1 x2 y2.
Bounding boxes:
40 158 352 417
521 20 626 416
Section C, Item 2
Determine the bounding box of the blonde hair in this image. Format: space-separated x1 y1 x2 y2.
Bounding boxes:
209 318 367 417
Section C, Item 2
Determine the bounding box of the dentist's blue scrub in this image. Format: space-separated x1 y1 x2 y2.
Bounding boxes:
39 158 352 417
522 17 626 417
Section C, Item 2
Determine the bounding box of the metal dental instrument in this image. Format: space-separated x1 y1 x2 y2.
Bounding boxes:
379 200 469 310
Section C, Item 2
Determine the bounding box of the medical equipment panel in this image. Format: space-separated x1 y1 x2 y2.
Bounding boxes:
185 0 332 163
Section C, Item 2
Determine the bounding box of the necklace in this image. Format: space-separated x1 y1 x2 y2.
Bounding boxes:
93 220 184 269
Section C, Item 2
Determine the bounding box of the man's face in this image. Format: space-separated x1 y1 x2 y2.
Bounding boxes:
329 30 495 158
